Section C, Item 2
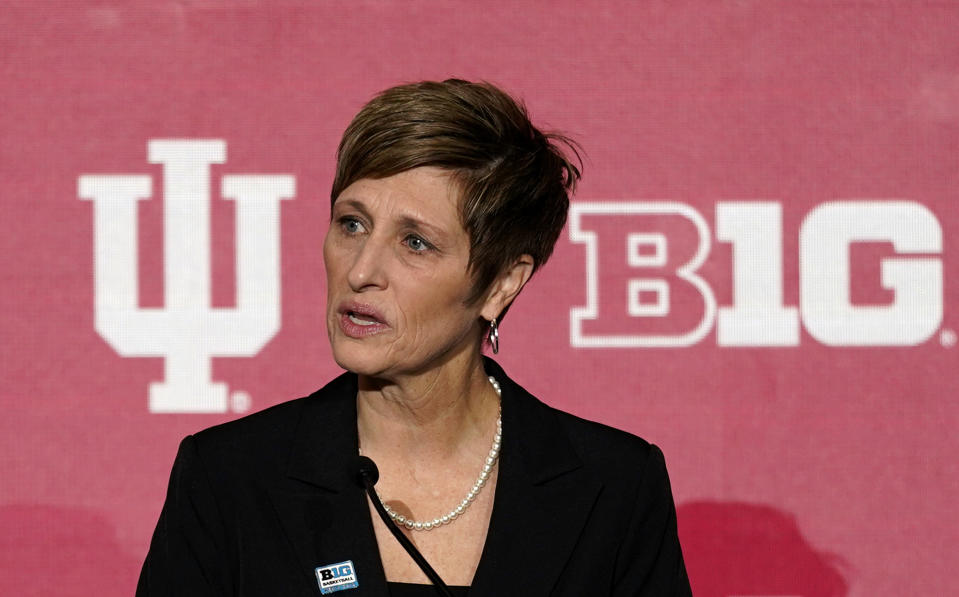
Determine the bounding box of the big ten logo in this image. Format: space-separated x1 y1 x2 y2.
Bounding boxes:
569 201 944 347
318 564 353 581
78 140 295 413
315 560 358 594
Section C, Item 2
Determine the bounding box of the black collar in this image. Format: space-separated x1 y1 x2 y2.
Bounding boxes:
271 359 603 595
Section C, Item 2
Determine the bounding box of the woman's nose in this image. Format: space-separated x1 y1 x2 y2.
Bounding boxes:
346 236 388 291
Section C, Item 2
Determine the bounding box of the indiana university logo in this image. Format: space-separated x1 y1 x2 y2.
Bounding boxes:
79 140 295 413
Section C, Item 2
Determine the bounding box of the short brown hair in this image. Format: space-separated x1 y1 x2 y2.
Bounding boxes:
331 79 581 309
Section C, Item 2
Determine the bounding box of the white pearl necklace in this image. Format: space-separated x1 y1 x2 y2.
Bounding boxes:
376 376 502 532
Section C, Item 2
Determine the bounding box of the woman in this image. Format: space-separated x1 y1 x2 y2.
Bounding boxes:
138 79 691 596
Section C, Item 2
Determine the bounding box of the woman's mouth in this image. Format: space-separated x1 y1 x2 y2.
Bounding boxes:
347 311 380 326
337 303 389 338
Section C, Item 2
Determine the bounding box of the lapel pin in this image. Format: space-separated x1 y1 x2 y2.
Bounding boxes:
315 560 359 594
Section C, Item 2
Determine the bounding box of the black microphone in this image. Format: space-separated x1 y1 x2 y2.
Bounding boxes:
356 455 380 488
354 456 454 597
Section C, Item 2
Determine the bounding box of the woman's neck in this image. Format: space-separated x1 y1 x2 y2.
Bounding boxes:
355 353 499 462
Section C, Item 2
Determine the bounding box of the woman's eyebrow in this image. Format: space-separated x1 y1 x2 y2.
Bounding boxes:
397 214 448 241
336 198 451 242
333 198 370 217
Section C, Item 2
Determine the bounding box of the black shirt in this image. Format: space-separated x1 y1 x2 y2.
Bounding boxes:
387 582 470 596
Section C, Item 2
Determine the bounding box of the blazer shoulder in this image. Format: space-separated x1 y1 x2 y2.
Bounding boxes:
548 404 658 467
194 395 308 445
188 372 356 468
491 358 655 466
506 375 664 491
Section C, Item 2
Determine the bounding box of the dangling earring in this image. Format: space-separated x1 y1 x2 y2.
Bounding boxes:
487 318 500 354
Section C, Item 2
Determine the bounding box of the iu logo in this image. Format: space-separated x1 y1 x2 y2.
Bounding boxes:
78 140 295 413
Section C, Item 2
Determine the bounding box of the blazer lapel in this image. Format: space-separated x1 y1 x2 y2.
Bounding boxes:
268 373 389 596
471 360 604 595
267 362 602 595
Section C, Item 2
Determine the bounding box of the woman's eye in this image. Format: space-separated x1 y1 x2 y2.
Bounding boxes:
340 217 365 235
405 235 432 253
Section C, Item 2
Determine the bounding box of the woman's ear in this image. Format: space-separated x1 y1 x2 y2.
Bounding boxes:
480 254 535 321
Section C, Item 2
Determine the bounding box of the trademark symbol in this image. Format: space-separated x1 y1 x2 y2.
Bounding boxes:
941 329 957 348
231 390 251 413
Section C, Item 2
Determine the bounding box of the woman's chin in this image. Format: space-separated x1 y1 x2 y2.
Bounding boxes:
330 344 392 378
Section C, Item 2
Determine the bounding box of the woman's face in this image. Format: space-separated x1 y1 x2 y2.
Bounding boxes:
323 167 490 379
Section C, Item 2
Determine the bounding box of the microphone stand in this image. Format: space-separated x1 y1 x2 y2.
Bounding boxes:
357 457 455 597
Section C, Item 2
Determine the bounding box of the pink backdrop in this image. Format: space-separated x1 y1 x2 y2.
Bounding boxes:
2 2 957 596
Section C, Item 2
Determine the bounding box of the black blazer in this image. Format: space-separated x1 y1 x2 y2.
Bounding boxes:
137 360 691 596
